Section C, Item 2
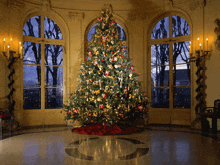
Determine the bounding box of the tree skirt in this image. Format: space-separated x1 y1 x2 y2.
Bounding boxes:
72 124 144 136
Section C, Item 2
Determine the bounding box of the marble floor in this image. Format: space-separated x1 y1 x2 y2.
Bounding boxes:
0 126 220 165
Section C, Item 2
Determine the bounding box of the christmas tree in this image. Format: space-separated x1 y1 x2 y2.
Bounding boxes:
63 6 149 126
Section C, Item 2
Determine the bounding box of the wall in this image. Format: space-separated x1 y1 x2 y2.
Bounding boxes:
0 0 220 128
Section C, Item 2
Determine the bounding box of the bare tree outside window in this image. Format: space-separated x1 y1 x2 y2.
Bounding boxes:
23 16 63 109
151 16 190 109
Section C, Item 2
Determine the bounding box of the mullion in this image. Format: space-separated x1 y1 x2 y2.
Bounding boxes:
41 15 45 111
169 15 173 109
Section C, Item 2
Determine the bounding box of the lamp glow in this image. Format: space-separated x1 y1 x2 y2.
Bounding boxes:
7 45 10 59
3 38 5 51
206 38 208 51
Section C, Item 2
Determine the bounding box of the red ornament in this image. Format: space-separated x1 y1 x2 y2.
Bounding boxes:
101 36 103 40
121 55 123 57
88 50 92 56
143 94 146 97
100 104 104 109
128 84 131 87
91 120 94 123
110 21 115 26
120 48 122 51
112 57 117 61
103 123 105 126
67 111 71 115
145 110 148 112
102 93 107 99
122 66 124 68
105 70 110 76
90 112 92 115
138 105 143 111
87 79 93 84
89 117 91 119
98 17 102 22
101 59 103 62
111 52 113 54
123 88 128 93
130 66 135 71
93 61 98 65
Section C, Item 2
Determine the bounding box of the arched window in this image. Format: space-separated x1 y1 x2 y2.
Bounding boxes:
23 15 64 110
149 14 191 109
85 22 127 60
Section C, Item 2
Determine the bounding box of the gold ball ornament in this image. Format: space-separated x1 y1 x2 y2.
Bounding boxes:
97 97 102 102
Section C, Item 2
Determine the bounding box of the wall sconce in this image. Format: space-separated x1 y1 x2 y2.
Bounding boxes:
188 37 211 62
188 37 211 115
2 38 23 60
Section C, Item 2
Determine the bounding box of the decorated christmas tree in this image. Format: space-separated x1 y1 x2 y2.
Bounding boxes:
63 6 149 127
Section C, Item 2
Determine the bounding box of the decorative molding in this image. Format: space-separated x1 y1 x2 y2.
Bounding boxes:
41 0 51 11
190 0 205 11
69 12 84 20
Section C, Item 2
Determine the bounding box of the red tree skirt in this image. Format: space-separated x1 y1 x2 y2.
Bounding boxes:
72 124 143 136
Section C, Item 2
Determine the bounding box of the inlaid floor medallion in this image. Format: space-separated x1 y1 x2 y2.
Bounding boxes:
65 137 149 161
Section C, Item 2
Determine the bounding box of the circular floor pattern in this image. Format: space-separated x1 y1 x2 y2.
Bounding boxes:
65 137 149 161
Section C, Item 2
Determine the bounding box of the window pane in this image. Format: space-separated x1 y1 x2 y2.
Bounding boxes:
45 66 63 87
45 44 63 65
151 66 169 87
151 17 169 39
23 42 41 65
173 87 191 108
116 23 126 40
151 44 169 65
173 64 190 86
45 88 63 109
173 41 190 64
151 88 169 108
87 24 97 41
44 17 63 39
172 16 190 37
23 88 41 109
23 65 41 87
23 16 41 38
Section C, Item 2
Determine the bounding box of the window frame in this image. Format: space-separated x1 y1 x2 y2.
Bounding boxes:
22 13 66 110
148 12 193 111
